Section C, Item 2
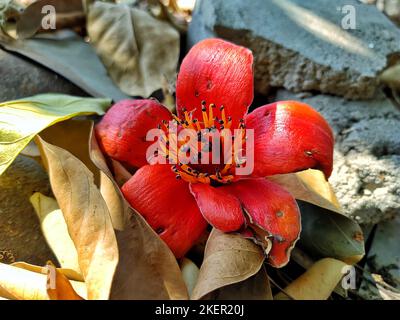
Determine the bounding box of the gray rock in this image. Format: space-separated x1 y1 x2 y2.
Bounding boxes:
189 0 400 100
360 0 400 26
359 214 400 299
0 155 56 265
276 90 400 224
0 48 86 102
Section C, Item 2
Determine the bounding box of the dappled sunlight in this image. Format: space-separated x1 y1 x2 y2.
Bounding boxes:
271 0 378 59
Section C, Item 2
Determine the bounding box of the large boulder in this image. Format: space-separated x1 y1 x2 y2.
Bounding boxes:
276 90 400 224
189 0 400 100
0 155 55 265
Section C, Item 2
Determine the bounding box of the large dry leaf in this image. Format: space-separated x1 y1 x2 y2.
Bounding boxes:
89 130 189 299
87 2 180 97
268 169 343 214
16 0 83 39
0 31 129 101
89 130 128 230
191 229 265 300
29 192 81 274
209 266 273 300
39 119 100 183
37 137 119 300
0 94 110 176
274 258 347 300
0 262 85 300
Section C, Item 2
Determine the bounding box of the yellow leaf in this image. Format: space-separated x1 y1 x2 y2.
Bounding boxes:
0 94 111 176
28 193 81 275
12 262 83 282
0 262 86 300
268 169 343 214
37 137 119 300
191 229 265 300
274 258 347 300
180 258 199 297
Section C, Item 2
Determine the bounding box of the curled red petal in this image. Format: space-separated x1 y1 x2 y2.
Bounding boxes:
176 38 254 128
222 178 301 268
95 99 172 168
245 101 334 178
121 164 207 258
189 183 244 232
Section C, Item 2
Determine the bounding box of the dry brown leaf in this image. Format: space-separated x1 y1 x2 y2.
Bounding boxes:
46 262 83 300
191 229 265 300
274 258 347 300
0 262 86 300
16 0 84 39
268 169 343 214
87 1 180 97
90 131 128 230
37 137 118 300
29 192 81 274
208 266 273 300
89 129 189 300
111 159 133 188
39 119 100 183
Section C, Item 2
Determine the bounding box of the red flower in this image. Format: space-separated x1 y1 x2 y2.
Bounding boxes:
95 38 334 267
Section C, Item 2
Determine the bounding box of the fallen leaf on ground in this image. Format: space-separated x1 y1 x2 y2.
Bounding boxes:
180 257 199 297
191 229 265 300
46 261 83 300
16 0 84 39
274 258 347 300
12 262 83 282
0 94 111 176
87 1 180 97
37 137 118 300
298 201 365 264
90 128 189 299
0 31 129 101
38 119 100 183
0 262 85 300
29 192 81 274
209 266 273 300
268 169 343 214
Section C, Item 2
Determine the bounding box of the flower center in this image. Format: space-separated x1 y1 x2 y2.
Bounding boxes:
158 101 247 185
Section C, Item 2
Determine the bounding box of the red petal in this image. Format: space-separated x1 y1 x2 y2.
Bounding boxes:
95 99 172 168
189 183 244 232
222 178 301 268
121 164 207 258
245 101 334 178
176 38 254 128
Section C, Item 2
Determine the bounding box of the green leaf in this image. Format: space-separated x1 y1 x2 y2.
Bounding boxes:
0 94 111 176
298 201 365 264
